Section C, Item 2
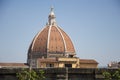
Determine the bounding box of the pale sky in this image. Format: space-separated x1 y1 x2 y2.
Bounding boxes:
0 0 120 67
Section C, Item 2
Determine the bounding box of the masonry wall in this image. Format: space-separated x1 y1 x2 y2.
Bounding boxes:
80 63 98 68
0 68 118 80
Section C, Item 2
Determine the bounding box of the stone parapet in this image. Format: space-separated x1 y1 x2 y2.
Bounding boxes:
0 68 119 80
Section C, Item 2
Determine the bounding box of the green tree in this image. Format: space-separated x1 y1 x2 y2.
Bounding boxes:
112 69 120 79
16 69 45 80
102 71 112 80
103 69 120 80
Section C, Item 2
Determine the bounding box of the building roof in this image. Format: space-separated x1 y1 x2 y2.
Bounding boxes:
38 57 77 63
0 63 28 68
28 8 75 58
38 58 58 63
80 59 98 64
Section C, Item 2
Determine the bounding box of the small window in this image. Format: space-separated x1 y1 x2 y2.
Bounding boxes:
46 64 54 68
65 64 72 68
69 55 73 58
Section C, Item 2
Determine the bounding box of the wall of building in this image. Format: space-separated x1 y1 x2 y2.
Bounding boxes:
58 57 78 62
37 57 84 68
0 68 118 80
80 63 98 68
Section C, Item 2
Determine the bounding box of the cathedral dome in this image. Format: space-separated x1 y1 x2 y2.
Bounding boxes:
28 8 75 59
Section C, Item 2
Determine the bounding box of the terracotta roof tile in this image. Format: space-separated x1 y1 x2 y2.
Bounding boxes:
28 25 75 58
38 58 58 63
0 63 28 67
80 59 98 64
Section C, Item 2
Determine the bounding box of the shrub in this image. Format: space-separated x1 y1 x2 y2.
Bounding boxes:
16 69 45 80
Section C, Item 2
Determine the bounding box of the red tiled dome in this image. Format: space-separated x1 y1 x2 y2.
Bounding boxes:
28 8 75 60
28 25 75 53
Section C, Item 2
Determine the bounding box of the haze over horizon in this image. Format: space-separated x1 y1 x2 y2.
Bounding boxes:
0 0 120 67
